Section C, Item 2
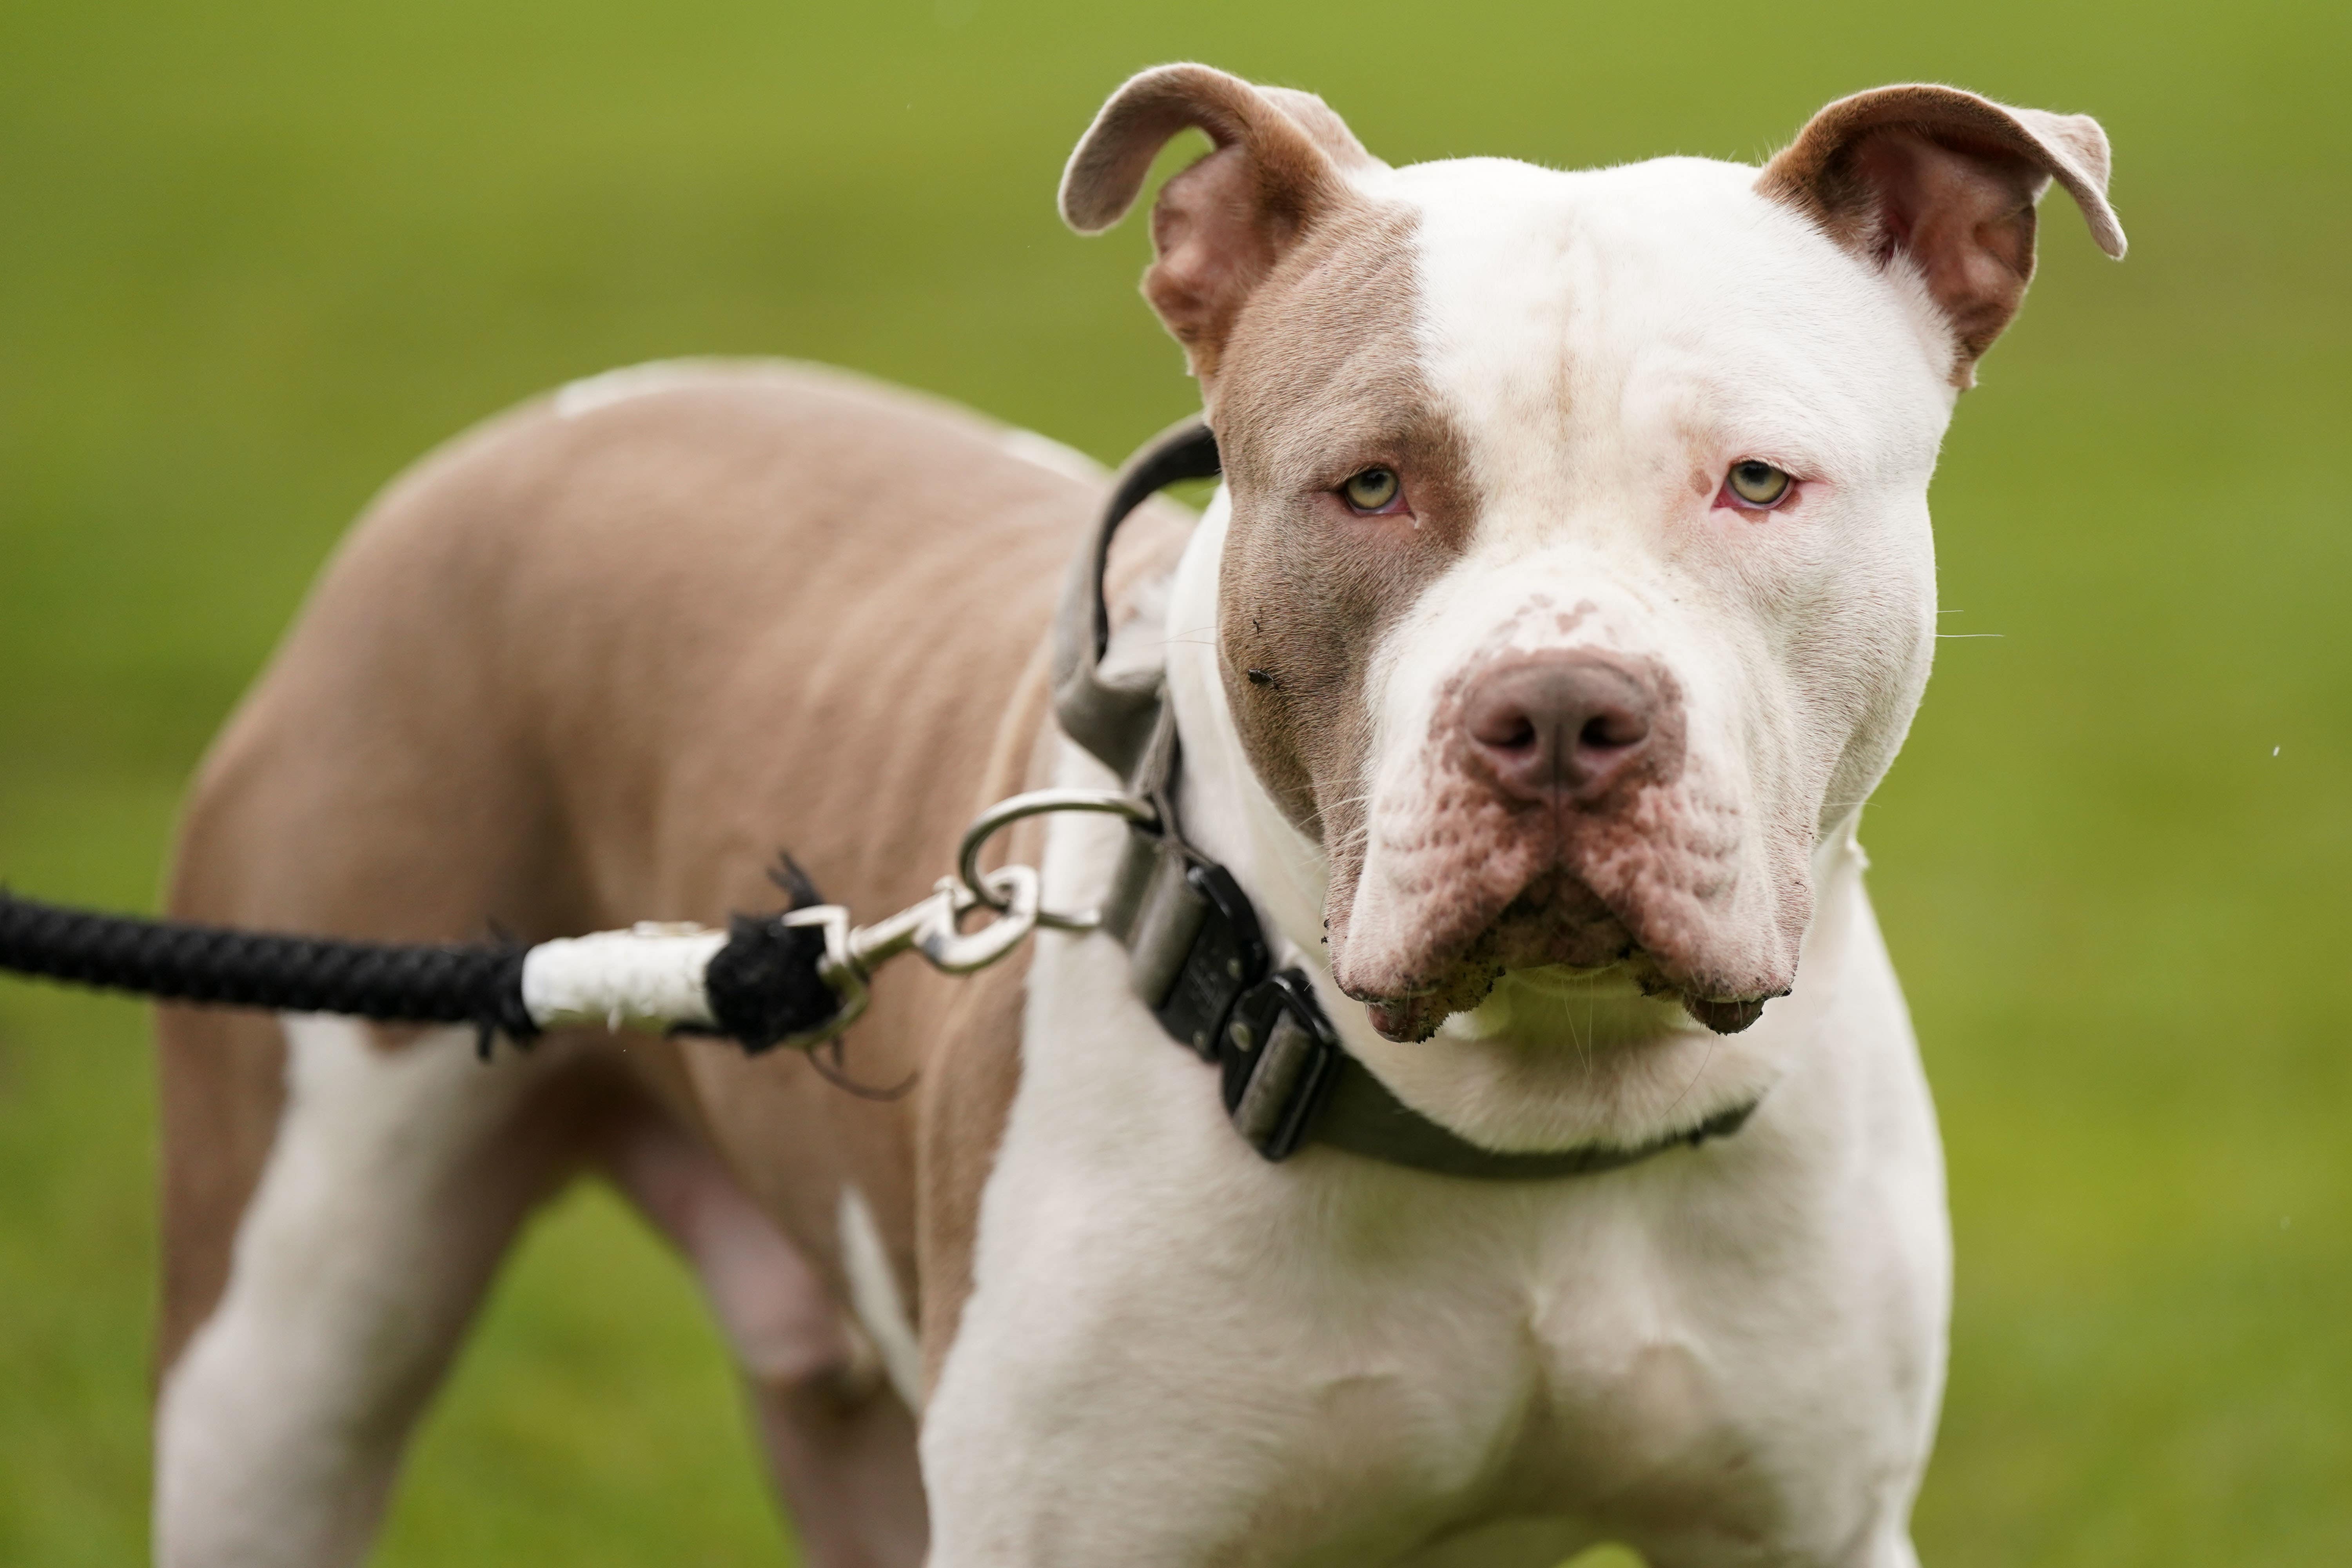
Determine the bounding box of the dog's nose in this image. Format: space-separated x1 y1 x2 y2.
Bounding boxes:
1463 652 1659 802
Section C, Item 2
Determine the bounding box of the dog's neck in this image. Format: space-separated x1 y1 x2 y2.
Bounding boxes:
1162 487 1868 1151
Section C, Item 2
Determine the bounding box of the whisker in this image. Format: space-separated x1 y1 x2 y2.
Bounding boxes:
1661 1037 1718 1124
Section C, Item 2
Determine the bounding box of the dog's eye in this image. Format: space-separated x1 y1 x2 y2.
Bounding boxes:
1341 468 1401 512
1725 460 1793 508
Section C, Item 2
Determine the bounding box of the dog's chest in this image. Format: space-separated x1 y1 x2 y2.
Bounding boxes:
1255 1178 1794 1539
927 924 1853 1563
924 731 1940 1562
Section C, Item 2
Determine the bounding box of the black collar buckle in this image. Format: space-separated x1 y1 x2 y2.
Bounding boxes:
1220 971 1345 1162
1111 825 1341 1163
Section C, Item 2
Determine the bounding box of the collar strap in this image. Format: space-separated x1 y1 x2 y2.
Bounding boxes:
1062 419 1757 1180
1099 819 1755 1177
1049 416 1222 782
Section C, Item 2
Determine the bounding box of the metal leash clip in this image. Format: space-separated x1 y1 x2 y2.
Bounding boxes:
772 788 1155 1051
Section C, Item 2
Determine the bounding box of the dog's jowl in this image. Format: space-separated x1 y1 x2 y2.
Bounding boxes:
154 65 2121 1568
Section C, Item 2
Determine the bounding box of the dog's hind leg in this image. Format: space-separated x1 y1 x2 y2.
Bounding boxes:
600 1104 928 1568
154 1015 583 1568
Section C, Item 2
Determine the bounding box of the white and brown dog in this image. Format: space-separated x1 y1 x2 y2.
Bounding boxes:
151 65 2122 1568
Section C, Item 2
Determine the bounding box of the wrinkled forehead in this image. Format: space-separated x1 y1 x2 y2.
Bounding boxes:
1212 154 1955 495
1405 158 1955 470
1387 155 1952 481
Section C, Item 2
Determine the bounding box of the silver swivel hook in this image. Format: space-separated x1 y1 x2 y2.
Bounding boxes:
773 788 1155 1051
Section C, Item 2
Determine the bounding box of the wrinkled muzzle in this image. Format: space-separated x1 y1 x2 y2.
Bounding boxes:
1329 627 1812 1044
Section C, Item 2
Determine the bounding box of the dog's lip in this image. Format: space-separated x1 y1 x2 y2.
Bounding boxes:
1351 962 1629 1004
1334 864 1788 1042
1497 960 1641 995
1341 947 1661 1011
1345 955 1653 1045
1350 956 1782 1042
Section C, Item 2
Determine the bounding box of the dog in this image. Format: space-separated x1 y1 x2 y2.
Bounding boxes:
150 65 2122 1567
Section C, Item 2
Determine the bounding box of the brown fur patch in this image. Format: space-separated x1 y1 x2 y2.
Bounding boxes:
1211 203 1480 926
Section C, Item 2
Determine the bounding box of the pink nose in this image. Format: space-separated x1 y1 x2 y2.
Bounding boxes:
1463 652 1659 802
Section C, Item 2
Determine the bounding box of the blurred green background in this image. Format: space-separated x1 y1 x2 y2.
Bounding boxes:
1 0 2344 1563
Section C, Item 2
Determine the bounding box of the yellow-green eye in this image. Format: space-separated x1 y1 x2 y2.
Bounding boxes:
1342 467 1401 512
1726 460 1793 508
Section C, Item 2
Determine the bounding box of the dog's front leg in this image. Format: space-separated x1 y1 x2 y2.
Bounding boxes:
915 921 1535 1568
915 953 1300 1566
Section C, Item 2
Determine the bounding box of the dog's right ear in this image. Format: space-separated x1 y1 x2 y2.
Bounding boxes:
1061 64 1379 388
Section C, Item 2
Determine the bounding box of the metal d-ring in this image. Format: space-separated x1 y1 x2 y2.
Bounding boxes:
955 787 1158 932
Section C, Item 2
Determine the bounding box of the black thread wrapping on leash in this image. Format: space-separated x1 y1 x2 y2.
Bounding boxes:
688 855 892 1093
699 916 839 1054
0 888 539 1052
690 855 844 1054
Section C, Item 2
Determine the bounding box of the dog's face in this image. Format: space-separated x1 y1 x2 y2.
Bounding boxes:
1067 70 2122 1048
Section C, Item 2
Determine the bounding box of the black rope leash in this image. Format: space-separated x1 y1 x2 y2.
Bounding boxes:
0 882 841 1058
0 790 1088 1084
0 889 538 1038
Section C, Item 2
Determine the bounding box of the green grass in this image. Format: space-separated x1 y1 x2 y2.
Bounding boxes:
2 0 2346 1562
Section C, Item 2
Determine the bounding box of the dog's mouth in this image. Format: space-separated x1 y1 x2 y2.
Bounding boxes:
1339 869 1775 1044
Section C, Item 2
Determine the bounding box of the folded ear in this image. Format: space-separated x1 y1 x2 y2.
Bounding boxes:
1758 85 2126 385
1061 64 1381 387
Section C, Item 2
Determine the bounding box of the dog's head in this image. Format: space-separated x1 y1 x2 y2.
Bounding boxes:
1065 70 2120 1062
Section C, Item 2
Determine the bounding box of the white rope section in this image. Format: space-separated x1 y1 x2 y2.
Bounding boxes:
518 922 729 1032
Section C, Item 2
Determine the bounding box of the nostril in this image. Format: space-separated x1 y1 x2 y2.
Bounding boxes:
1481 714 1537 751
1577 710 1647 751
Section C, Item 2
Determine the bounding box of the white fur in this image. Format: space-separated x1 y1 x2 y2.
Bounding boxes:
554 358 741 418
923 151 1962 1566
993 426 1109 486
155 1018 552 1568
838 1182 925 1413
1384 156 1946 853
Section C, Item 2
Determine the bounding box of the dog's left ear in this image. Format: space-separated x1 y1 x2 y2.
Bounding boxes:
1759 85 2126 385
1061 64 1382 389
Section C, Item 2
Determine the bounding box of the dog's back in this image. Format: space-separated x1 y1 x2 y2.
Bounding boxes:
151 360 1151 1563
